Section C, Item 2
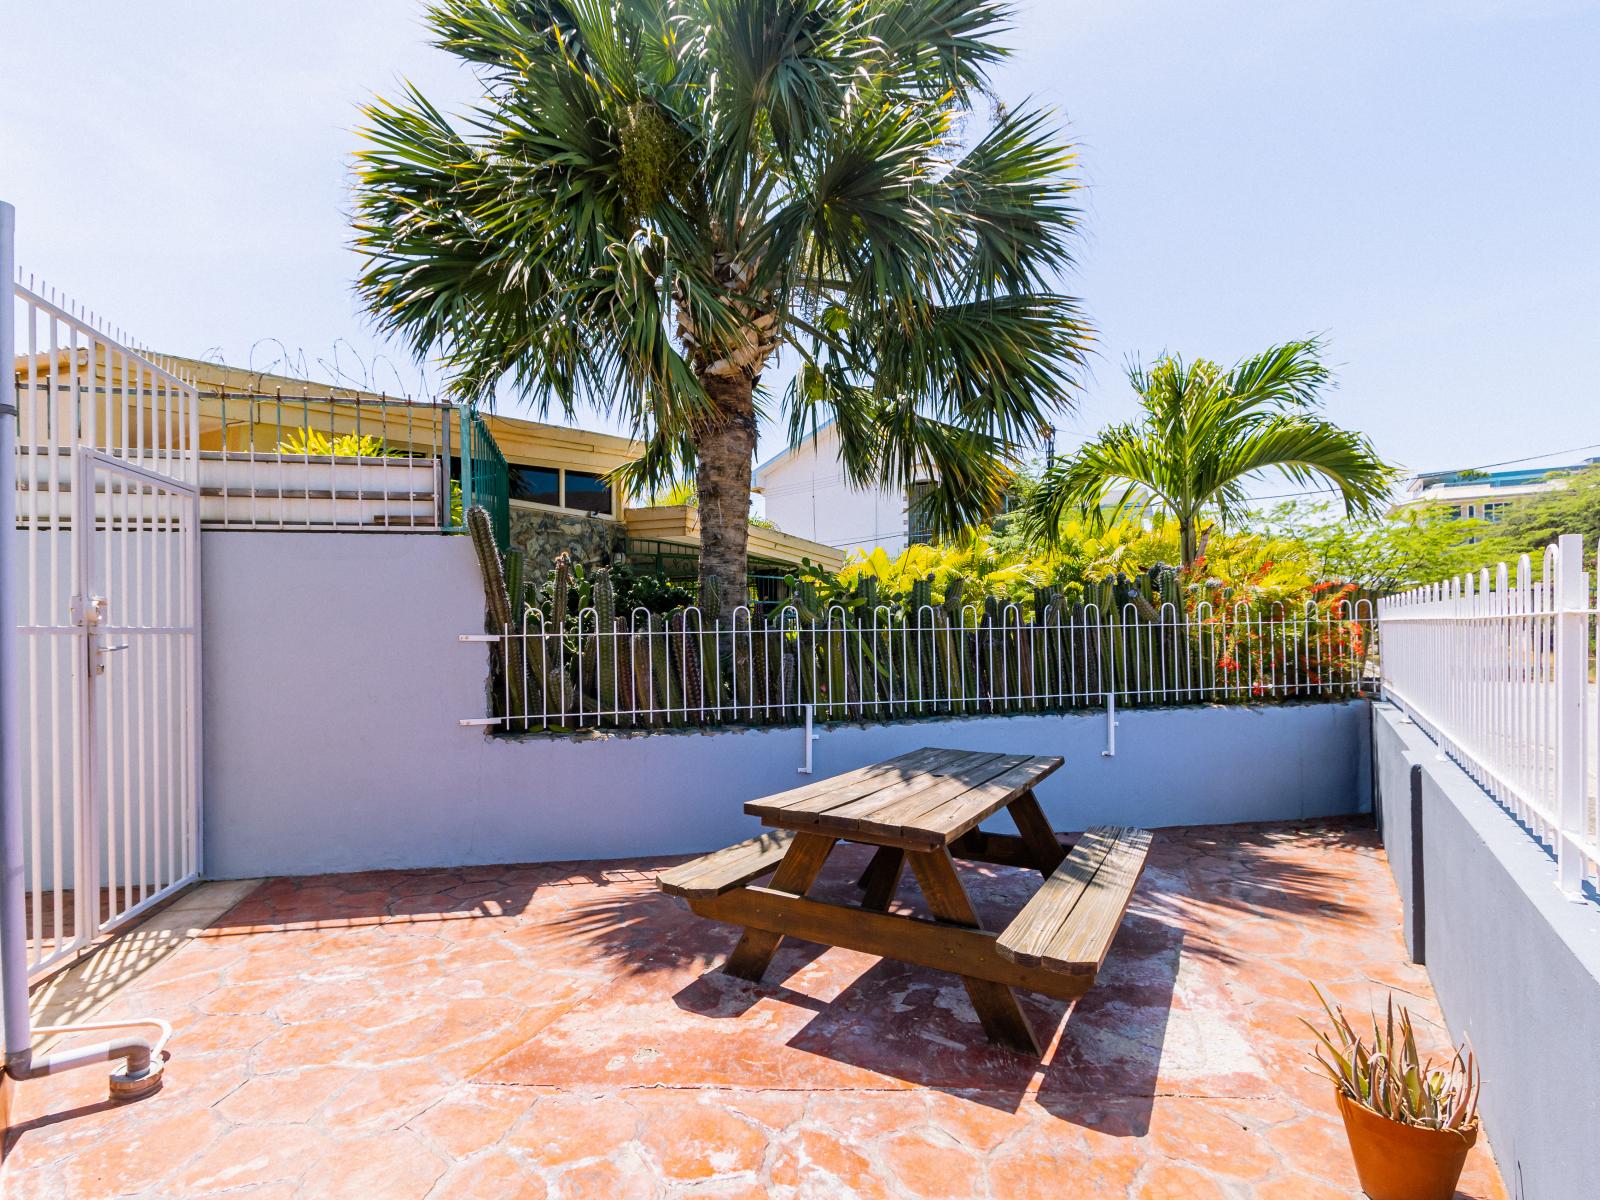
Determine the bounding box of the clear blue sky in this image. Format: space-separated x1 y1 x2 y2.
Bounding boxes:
5 0 1596 490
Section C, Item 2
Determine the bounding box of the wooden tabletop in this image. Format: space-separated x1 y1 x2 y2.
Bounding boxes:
745 747 1063 851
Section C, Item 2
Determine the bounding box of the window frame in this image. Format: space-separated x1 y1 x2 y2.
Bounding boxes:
504 461 619 520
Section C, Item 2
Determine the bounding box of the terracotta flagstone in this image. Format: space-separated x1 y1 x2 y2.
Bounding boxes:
0 818 1506 1199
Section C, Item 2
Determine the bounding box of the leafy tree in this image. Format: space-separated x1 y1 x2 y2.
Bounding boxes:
1249 501 1490 592
1021 340 1394 566
1483 468 1600 560
352 0 1090 613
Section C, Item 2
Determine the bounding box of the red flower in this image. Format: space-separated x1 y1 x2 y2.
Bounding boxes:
1217 655 1240 671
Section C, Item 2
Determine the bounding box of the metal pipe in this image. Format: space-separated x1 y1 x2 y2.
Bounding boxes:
1 199 32 1065
8 1017 169 1097
0 205 165 1101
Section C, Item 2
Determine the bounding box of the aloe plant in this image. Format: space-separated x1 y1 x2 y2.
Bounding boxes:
1305 985 1480 1132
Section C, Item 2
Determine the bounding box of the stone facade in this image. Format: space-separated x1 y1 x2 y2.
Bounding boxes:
508 506 625 579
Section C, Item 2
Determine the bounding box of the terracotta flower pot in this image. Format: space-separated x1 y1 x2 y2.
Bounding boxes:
1336 1090 1478 1200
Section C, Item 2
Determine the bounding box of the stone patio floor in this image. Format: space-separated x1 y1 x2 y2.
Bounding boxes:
2 818 1505 1199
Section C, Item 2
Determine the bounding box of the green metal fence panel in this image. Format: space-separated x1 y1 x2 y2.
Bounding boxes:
460 406 510 552
622 537 795 606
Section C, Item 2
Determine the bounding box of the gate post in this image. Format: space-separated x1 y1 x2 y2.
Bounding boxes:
0 199 32 1065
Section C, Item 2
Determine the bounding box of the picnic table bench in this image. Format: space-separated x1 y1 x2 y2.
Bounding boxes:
658 747 1152 1055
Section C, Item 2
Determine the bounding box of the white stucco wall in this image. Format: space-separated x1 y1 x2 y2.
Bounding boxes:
755 424 911 555
200 530 1372 879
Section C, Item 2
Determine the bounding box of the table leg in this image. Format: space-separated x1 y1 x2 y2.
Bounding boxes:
1008 789 1067 876
857 846 905 912
906 848 1041 1054
723 832 837 982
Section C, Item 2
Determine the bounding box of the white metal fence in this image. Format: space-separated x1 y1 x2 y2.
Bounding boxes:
461 598 1375 733
194 390 453 531
10 275 203 980
1379 533 1600 897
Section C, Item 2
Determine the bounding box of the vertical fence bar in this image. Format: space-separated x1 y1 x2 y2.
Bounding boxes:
1554 534 1587 895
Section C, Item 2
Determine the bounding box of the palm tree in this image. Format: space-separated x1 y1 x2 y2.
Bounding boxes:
352 0 1090 614
1022 340 1394 567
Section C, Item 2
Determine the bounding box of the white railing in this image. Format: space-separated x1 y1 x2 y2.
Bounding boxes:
194 391 453 531
1379 533 1599 897
461 598 1375 733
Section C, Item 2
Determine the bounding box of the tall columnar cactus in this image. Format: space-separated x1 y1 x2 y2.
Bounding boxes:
648 613 681 716
503 548 526 623
858 575 879 610
548 551 573 626
667 611 696 720
467 506 528 729
698 578 722 622
943 575 967 622
748 614 774 720
592 566 618 717
791 579 820 707
630 627 657 725
822 616 850 720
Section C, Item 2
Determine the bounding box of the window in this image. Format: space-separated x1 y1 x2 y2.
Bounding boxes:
907 481 935 545
486 461 616 516
563 470 613 516
509 465 560 508
1483 501 1512 523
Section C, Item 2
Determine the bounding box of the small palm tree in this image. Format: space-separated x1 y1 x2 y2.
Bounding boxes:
1022 340 1393 566
351 0 1090 614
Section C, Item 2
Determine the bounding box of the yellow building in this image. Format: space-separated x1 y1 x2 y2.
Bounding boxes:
11 348 842 579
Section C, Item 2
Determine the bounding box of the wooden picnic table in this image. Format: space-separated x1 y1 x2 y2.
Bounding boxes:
658 747 1152 1055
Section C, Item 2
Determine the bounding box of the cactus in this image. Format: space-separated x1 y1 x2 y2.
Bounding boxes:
698 578 722 622
547 551 572 626
796 578 819 616
943 575 967 622
858 575 879 610
613 617 635 720
503 548 526 622
467 506 528 729
747 619 770 719
592 566 617 717
630 627 657 725
669 610 704 722
910 575 933 615
648 613 681 716
821 616 850 720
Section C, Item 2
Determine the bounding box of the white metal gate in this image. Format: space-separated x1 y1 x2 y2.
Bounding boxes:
12 280 201 979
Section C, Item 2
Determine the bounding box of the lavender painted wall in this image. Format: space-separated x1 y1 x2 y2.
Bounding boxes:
1373 701 1600 1200
201 532 1371 879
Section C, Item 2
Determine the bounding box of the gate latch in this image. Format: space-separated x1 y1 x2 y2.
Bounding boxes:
72 594 108 628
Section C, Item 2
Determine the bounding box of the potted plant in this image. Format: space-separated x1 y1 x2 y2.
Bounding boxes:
1305 986 1480 1200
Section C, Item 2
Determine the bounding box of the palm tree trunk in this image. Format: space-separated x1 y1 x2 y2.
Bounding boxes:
1179 518 1198 569
693 372 758 618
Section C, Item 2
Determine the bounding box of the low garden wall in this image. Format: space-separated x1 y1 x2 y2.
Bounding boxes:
201 532 1372 879
1372 701 1600 1200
